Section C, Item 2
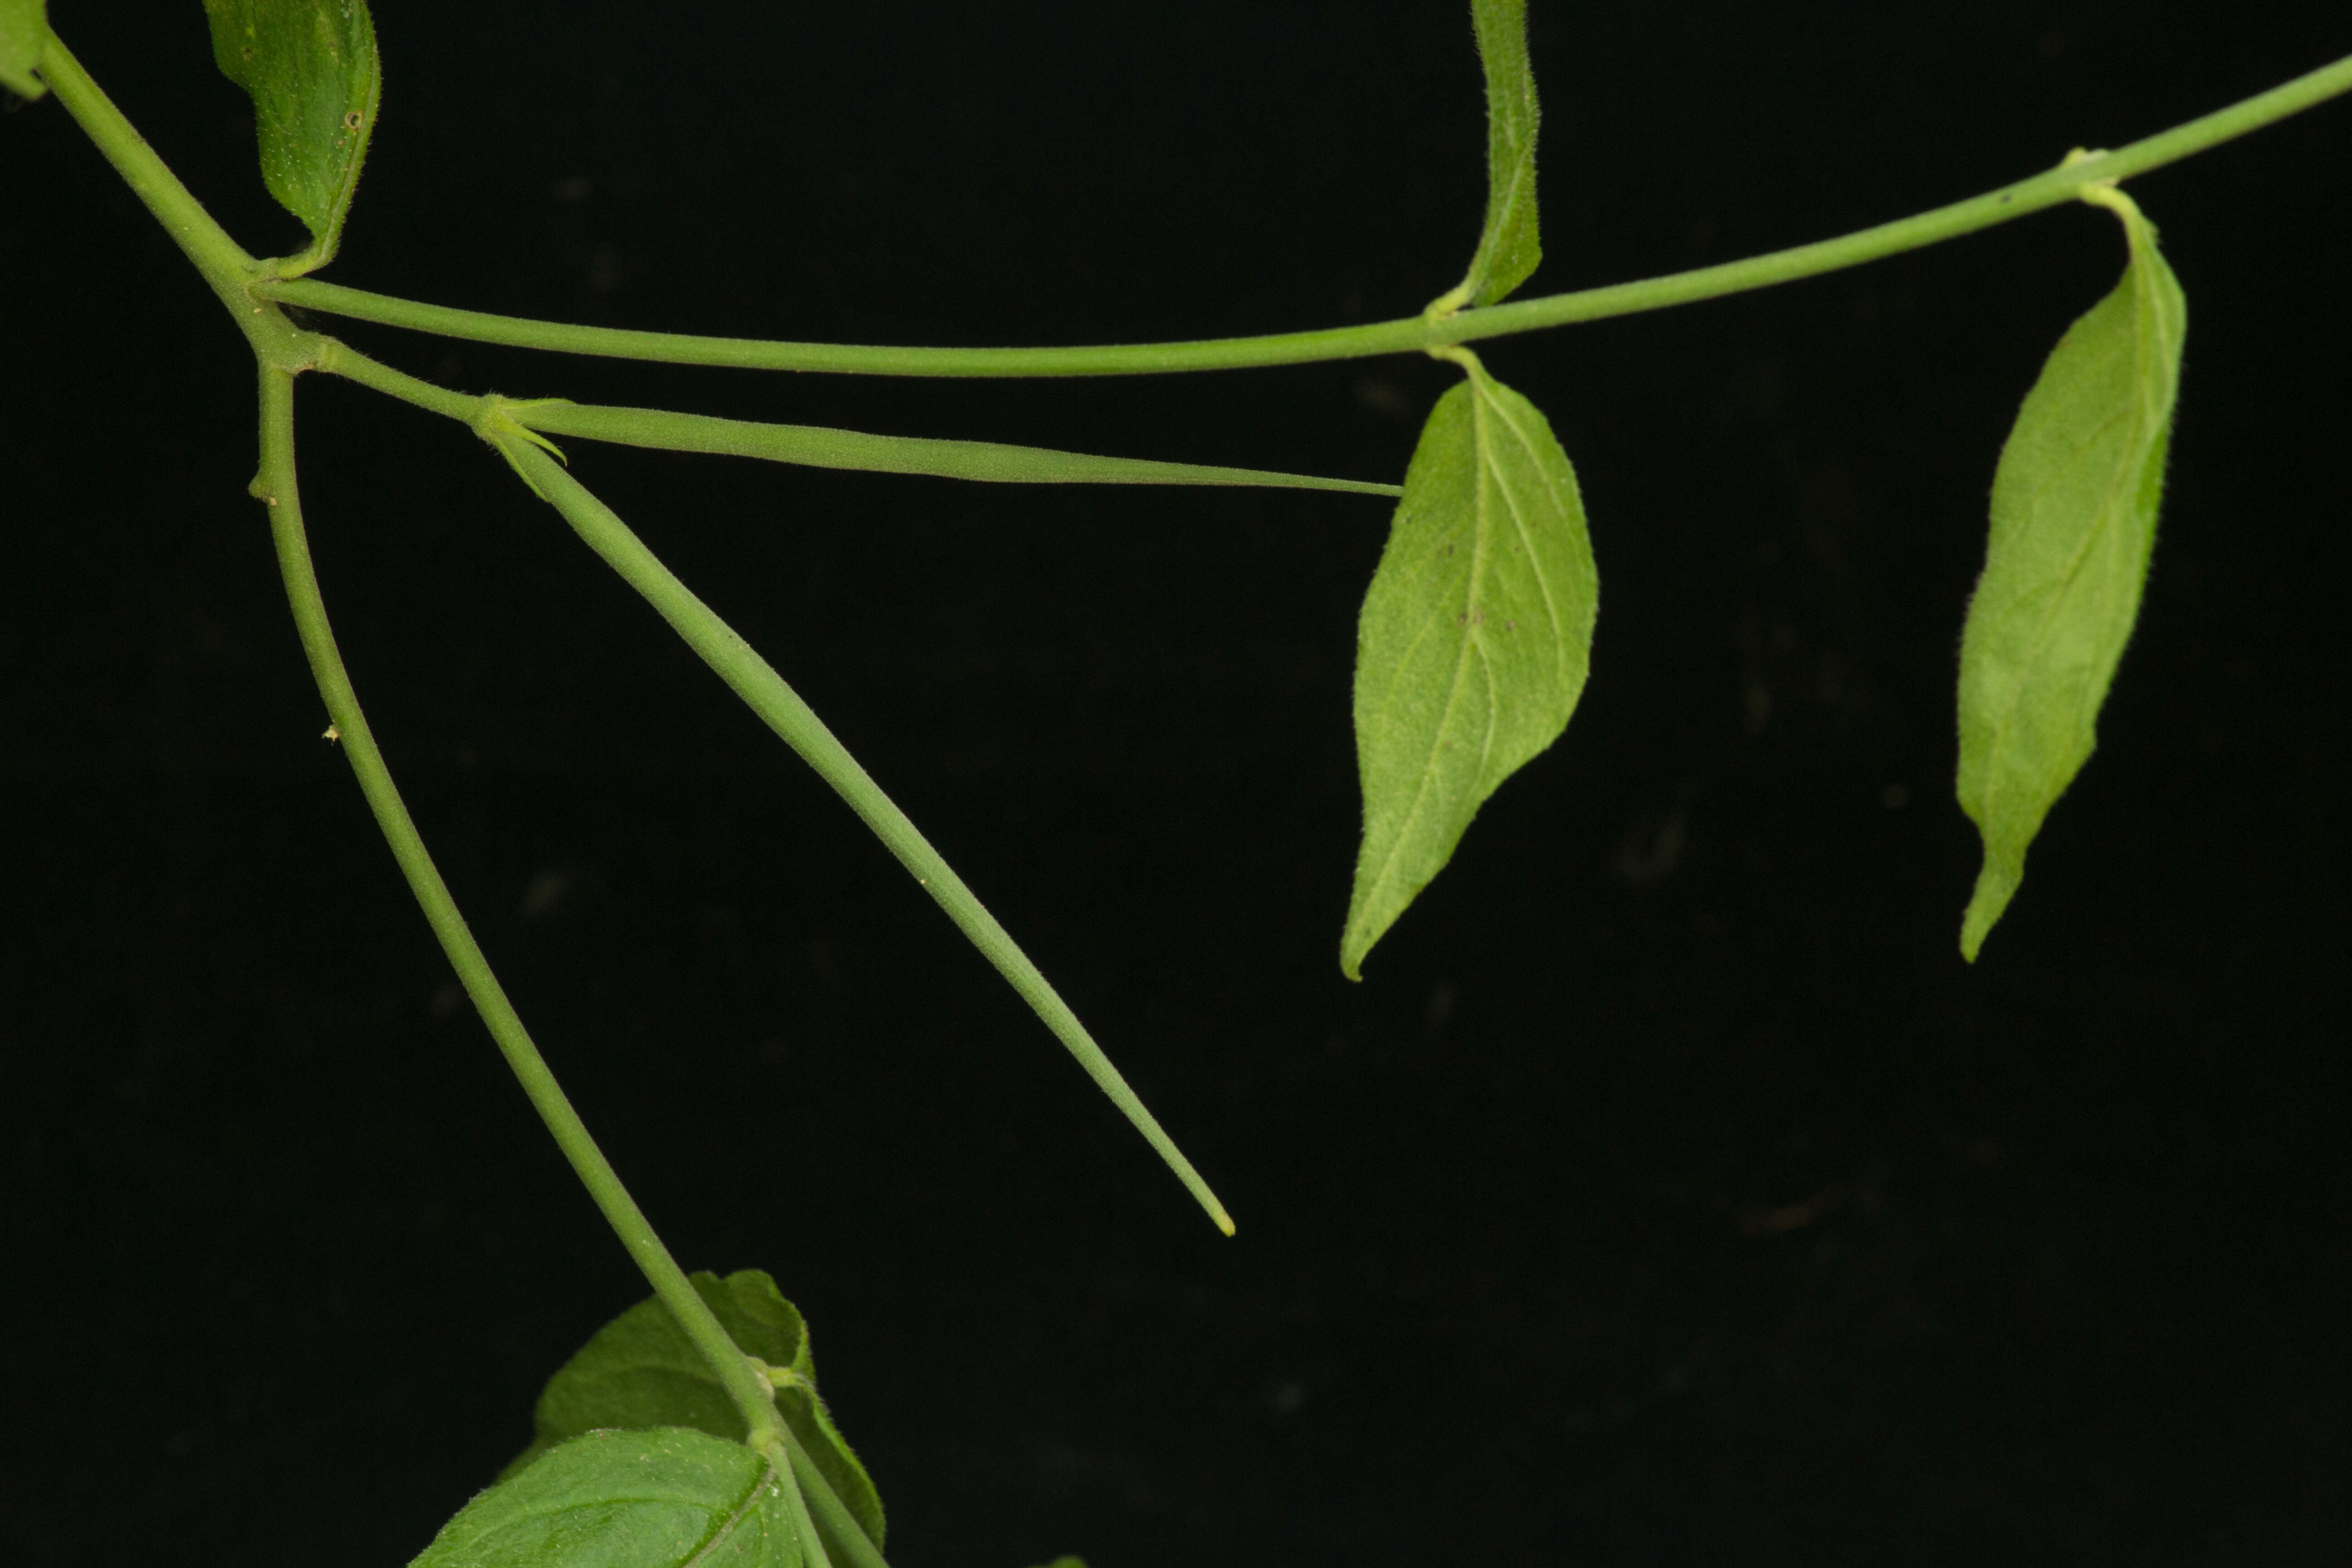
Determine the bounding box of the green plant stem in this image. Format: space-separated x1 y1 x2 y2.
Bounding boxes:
251 363 788 1450
255 49 2352 377
777 1424 888 1568
481 424 1236 1236
757 1438 835 1568
38 33 313 369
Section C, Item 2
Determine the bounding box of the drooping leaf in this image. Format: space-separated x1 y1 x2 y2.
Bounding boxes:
1433 0 1542 313
1955 186 2186 960
0 0 49 100
200 0 381 267
1342 350 1597 978
412 1427 803 1568
507 1270 886 1554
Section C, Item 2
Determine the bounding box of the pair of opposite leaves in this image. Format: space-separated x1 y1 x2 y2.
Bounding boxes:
1344 158 2184 970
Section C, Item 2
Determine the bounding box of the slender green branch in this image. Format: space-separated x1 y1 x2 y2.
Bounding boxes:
250 363 787 1449
39 33 314 370
756 1438 835 1568
475 416 1235 1235
256 49 2352 377
315 338 480 419
776 1424 889 1568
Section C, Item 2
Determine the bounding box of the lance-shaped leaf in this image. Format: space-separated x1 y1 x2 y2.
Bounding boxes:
507 1270 885 1554
0 0 48 100
1431 0 1542 315
413 1427 804 1568
1955 186 2186 960
1342 351 1597 979
514 401 1401 496
201 0 381 270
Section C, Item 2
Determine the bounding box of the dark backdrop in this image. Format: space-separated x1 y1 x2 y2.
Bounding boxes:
4 3 2347 1563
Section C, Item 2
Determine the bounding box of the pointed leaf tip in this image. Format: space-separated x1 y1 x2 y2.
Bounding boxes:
201 0 382 270
1342 354 1597 976
1954 189 2184 959
0 0 50 100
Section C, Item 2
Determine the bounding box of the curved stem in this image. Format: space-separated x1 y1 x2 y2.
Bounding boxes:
479 423 1235 1236
39 33 317 371
255 49 2352 377
251 362 786 1449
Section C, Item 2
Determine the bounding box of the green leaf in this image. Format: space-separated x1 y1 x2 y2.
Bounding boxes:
1342 350 1597 979
201 0 381 269
1432 0 1542 314
1955 186 2186 960
512 401 1402 496
0 0 49 101
508 1270 886 1554
412 1427 804 1568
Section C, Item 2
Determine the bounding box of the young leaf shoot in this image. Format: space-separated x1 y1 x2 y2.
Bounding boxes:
0 0 49 101
1428 0 1542 317
1955 180 2186 960
1342 348 1597 978
201 0 380 273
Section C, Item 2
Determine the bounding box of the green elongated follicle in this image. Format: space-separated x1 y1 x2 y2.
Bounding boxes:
515 400 1401 495
477 412 1235 1236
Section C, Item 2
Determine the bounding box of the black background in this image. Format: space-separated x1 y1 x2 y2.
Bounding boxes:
4 2 2348 1563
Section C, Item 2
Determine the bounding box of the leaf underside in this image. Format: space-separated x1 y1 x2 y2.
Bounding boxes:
506 1269 885 1553
1955 191 2186 959
412 1427 803 1568
1457 0 1542 307
0 0 49 100
1342 357 1597 978
200 0 381 263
